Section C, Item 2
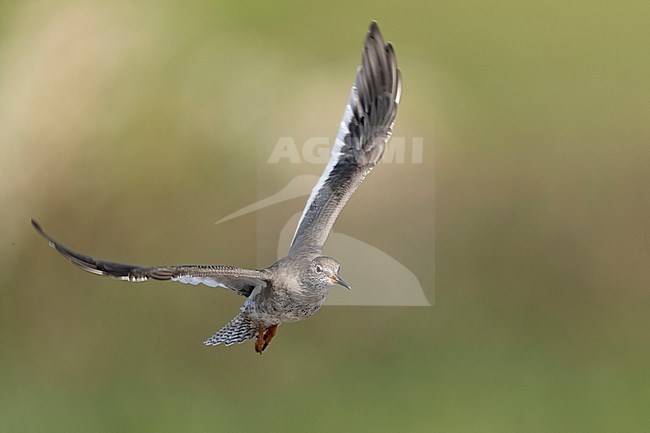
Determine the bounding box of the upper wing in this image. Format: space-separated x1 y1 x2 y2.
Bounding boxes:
32 220 269 297
289 21 402 254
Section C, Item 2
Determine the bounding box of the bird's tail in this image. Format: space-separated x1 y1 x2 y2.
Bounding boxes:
204 313 257 346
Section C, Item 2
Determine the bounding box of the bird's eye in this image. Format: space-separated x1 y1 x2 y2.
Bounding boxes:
315 265 323 273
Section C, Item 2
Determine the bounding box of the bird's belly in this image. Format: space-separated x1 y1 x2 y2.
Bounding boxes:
246 290 326 325
277 302 324 323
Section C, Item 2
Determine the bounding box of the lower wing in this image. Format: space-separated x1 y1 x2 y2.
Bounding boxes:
32 219 269 297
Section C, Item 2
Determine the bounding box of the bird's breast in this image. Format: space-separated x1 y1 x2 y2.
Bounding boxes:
247 282 327 324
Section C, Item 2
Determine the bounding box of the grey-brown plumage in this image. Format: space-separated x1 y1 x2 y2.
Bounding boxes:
32 21 401 354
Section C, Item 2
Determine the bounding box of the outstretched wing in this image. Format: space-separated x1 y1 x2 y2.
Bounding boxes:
290 21 402 254
32 220 268 297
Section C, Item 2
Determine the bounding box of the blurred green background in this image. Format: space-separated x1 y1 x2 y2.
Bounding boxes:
1 1 649 432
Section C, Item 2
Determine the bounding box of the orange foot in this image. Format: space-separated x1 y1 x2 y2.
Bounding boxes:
262 324 278 352
254 325 278 354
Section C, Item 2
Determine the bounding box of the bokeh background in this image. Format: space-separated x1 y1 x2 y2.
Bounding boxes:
1 1 649 432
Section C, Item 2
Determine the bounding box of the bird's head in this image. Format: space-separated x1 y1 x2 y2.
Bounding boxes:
303 256 350 291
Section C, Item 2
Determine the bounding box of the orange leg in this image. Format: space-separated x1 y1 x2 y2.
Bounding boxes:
255 326 265 354
262 324 278 352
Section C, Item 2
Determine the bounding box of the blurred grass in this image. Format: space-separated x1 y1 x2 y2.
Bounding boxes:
1 0 649 432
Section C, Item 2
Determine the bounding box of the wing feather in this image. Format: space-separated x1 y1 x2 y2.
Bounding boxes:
32 219 268 297
290 21 402 254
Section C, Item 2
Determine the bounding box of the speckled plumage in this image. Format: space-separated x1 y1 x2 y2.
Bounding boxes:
32 21 401 354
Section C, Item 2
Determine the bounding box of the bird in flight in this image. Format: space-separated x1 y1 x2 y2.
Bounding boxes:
33 21 402 354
